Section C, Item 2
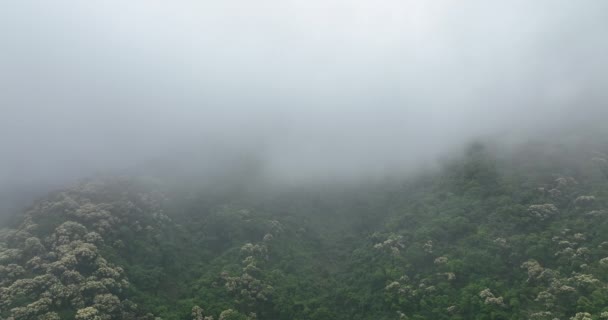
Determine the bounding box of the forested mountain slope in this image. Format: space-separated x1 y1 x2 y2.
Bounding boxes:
2 141 608 320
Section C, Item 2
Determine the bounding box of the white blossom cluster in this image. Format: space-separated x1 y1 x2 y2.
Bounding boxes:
240 243 269 262
191 305 214 320
423 240 433 254
26 179 169 238
555 177 578 189
570 312 593 320
534 290 555 309
568 273 601 289
493 237 509 248
440 272 456 281
528 310 556 320
520 246 608 319
385 271 455 302
574 196 595 208
585 210 605 217
538 176 578 201
538 177 578 204
434 256 448 265
551 231 595 263
521 260 549 282
0 220 135 319
0 179 167 319
527 204 559 220
446 305 457 314
567 311 608 320
220 309 257 320
221 235 274 314
478 288 505 307
384 276 414 297
373 234 405 256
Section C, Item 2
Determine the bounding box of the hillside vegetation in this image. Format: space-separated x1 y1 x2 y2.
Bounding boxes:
2 141 608 320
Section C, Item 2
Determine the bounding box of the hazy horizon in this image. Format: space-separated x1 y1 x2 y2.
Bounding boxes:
1 0 608 206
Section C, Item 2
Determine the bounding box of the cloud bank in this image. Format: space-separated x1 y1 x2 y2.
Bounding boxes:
1 0 607 189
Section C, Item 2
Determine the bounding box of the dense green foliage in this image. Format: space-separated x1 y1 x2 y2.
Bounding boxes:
2 141 608 319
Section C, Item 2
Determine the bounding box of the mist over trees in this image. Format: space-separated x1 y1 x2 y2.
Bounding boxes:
1 0 608 194
2 1 608 320
3 140 608 319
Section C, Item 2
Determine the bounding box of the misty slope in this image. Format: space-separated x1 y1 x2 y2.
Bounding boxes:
2 141 608 320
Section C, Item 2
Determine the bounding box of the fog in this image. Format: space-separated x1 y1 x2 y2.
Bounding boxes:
1 0 608 212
